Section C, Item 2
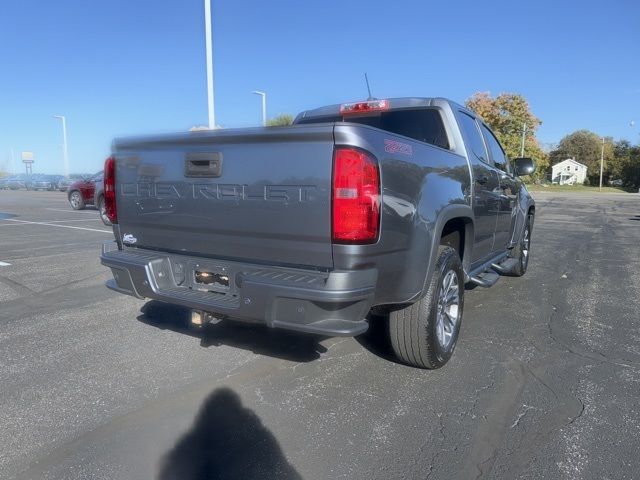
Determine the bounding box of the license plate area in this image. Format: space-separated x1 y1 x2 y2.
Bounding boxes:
189 262 233 294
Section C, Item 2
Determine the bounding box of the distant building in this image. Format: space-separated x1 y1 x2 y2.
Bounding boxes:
551 158 588 185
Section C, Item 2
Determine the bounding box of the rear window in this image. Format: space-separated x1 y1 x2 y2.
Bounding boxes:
297 108 450 150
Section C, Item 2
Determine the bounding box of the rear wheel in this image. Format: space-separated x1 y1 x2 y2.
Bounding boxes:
511 215 532 276
389 246 464 369
97 195 111 226
69 190 85 210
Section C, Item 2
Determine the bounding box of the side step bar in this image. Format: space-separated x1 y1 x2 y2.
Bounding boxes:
491 257 519 275
470 271 500 287
469 255 518 288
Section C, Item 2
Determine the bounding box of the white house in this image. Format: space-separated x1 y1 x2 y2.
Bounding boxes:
551 158 588 185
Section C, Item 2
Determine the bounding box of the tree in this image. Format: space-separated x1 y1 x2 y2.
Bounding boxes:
549 130 614 184
266 114 294 127
610 140 640 188
466 92 549 178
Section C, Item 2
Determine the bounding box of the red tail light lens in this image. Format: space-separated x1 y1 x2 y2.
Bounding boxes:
332 148 380 244
104 156 117 224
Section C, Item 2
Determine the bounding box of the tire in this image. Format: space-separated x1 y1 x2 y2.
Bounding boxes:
510 215 532 277
69 190 85 210
97 195 112 226
389 246 464 369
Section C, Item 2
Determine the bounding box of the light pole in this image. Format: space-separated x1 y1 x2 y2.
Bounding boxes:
599 137 605 192
204 0 215 129
52 115 69 177
252 91 266 126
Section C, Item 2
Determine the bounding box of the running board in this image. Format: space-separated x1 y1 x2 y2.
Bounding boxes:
469 271 500 288
491 257 519 275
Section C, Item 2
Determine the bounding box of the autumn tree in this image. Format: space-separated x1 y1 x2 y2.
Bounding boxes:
465 92 549 178
266 114 294 126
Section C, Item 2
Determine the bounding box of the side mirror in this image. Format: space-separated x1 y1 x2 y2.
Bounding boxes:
513 157 535 176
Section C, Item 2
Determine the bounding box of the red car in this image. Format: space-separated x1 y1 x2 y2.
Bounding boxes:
67 171 111 225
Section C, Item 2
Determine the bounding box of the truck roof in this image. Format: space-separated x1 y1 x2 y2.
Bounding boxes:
294 97 467 123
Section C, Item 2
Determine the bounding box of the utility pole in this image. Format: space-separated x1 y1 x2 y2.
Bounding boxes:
520 123 527 157
204 0 215 129
52 115 69 177
599 137 605 192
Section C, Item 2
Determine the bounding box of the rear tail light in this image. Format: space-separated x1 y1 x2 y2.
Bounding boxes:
104 156 117 224
340 99 389 115
332 148 380 244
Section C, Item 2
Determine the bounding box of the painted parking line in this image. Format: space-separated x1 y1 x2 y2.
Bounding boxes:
0 218 101 227
0 219 99 226
40 218 101 224
0 261 10 267
3 218 112 234
46 208 97 214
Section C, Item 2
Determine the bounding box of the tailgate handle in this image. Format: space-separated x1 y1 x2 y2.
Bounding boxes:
184 152 222 177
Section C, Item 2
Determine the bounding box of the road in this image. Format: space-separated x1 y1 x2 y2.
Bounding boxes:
1 189 639 479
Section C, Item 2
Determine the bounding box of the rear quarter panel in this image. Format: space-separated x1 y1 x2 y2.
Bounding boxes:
333 123 472 304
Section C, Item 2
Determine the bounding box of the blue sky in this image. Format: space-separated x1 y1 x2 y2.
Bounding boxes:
1 0 638 174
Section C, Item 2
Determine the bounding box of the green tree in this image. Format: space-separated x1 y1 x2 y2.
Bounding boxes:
611 140 640 188
610 139 631 181
549 130 614 184
465 92 549 179
266 114 294 127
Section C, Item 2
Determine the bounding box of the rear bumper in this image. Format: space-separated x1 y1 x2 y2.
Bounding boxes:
100 243 376 336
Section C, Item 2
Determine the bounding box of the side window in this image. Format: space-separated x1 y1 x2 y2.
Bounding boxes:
459 112 490 164
480 124 509 173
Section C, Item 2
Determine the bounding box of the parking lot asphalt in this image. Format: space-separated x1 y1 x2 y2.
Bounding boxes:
1 189 639 480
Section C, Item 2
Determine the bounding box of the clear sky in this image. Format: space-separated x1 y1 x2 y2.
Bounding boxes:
1 0 638 175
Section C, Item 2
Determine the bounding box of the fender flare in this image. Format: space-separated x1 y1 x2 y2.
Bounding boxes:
417 204 475 300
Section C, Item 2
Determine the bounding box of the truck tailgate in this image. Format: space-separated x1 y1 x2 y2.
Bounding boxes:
113 126 334 269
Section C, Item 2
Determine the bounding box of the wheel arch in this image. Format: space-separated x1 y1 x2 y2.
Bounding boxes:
419 204 474 299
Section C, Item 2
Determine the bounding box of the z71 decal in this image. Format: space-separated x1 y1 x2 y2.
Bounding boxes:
384 139 413 156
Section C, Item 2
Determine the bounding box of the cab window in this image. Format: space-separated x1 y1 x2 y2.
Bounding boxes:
458 112 490 165
480 124 510 173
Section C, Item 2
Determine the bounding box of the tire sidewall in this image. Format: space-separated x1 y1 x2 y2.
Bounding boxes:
513 215 532 275
69 191 84 210
426 248 465 366
97 195 112 226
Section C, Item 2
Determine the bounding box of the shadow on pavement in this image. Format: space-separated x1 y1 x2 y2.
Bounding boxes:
355 312 406 366
138 301 327 362
159 387 302 480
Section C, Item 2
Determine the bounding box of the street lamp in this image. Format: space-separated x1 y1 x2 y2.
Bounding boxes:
204 0 215 129
52 115 69 177
252 91 266 126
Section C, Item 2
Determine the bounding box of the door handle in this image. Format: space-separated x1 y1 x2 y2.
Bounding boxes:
476 174 489 185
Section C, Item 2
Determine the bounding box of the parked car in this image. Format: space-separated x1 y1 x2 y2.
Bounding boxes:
58 174 90 192
67 171 110 225
31 175 59 191
101 97 536 369
5 174 30 190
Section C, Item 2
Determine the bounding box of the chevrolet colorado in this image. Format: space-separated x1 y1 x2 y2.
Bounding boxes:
101 97 536 368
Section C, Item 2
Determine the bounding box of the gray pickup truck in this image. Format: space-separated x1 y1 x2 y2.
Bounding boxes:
101 97 535 369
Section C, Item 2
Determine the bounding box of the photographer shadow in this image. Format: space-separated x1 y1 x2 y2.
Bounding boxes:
159 387 302 480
